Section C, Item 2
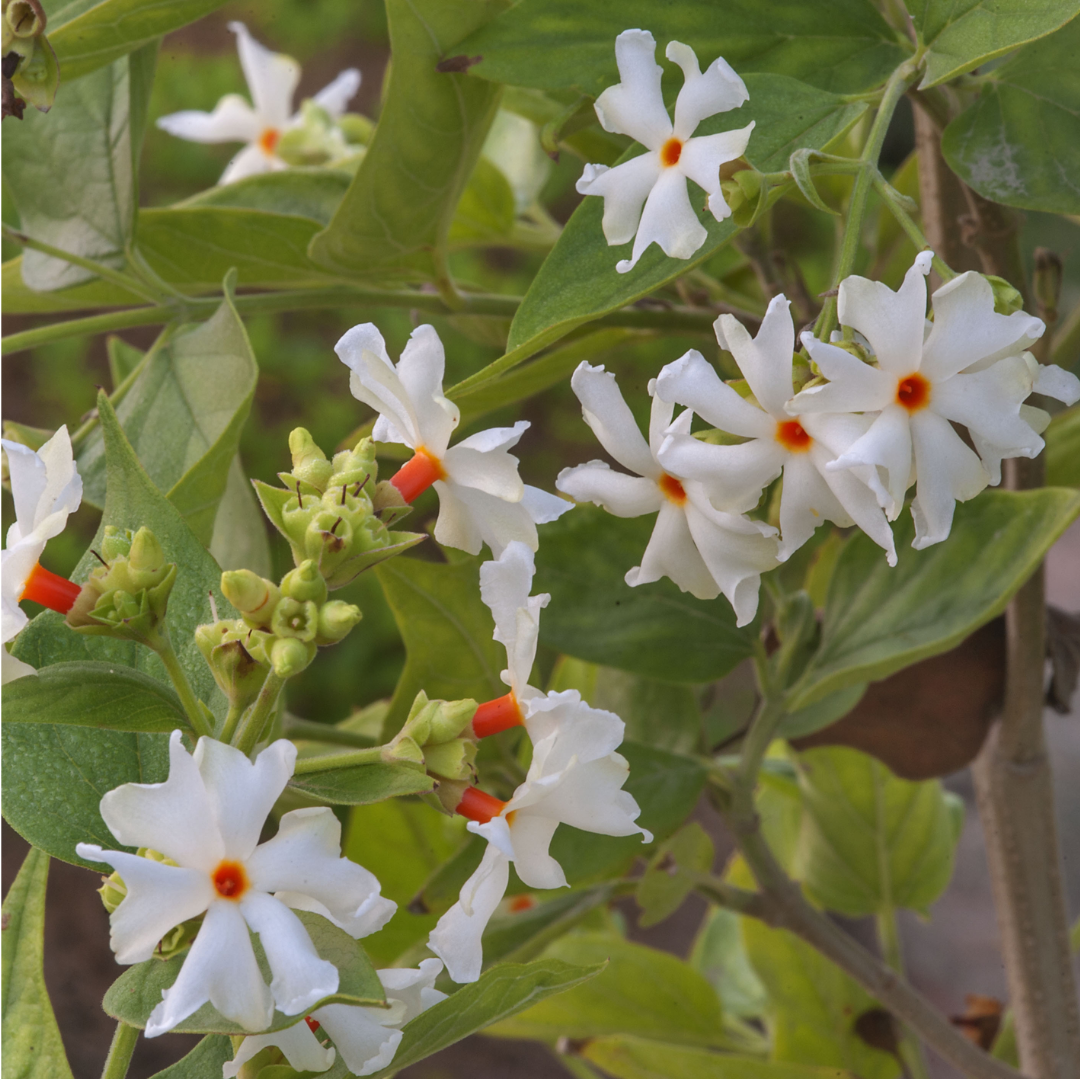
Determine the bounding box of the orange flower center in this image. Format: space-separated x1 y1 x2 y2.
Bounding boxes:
509 895 537 913
896 373 931 412
20 562 82 613
775 420 812 453
658 473 687 505
455 787 507 824
212 860 249 900
258 128 281 155
660 137 683 167
305 1016 321 1034
390 447 446 503
472 692 524 738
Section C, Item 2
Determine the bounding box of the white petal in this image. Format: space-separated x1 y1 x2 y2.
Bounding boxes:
628 500 720 600
655 349 773 437
773 453 850 560
247 807 395 938
718 296 796 418
570 362 658 478
219 143 278 185
683 496 778 626
99 730 223 872
311 68 361 119
146 900 272 1037
521 485 572 524
656 433 782 513
74 846 212 964
577 153 662 247
337 326 422 451
837 256 929 377
922 271 1044 381
432 481 539 556
523 692 625 770
594 29 673 149
678 125 754 220
240 891 339 1016
156 95 261 145
648 391 680 456
1034 363 1080 406
395 325 458 456
618 167 705 273
378 958 445 1021
506 815 565 890
2 645 36 684
224 1020 335 1079
428 845 510 983
480 543 546 696
909 410 988 549
3 426 82 544
790 335 893 413
667 43 750 140
314 1004 400 1077
556 462 663 517
195 737 295 862
229 21 299 129
1 538 42 620
443 443 525 502
827 404 913 517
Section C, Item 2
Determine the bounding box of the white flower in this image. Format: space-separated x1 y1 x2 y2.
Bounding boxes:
223 958 446 1078
556 363 778 627
654 296 896 564
1 426 82 684
336 323 569 556
76 732 395 1036
576 29 754 273
156 22 360 185
429 712 651 984
788 254 1073 548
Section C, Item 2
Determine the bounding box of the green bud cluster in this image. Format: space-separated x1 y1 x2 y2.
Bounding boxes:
195 619 273 710
2 0 59 116
253 428 423 590
720 165 765 228
66 526 177 644
384 691 479 786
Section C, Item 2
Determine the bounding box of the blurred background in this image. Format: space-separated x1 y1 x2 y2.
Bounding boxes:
3 1 1079 1075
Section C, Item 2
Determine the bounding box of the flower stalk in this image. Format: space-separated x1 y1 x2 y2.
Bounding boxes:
101 1021 139 1080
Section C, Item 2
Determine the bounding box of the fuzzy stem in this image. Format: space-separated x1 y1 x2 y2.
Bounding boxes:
291 745 388 775
232 671 285 756
101 1021 139 1079
217 701 245 744
877 906 929 1078
154 633 213 739
281 717 377 748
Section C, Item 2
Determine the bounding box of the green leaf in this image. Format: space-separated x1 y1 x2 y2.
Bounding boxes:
78 295 258 543
137 207 340 290
1 848 73 1080
149 1034 232 1079
11 393 233 717
741 919 900 1076
2 46 156 289
490 933 722 1046
1 256 143 313
1 725 170 869
690 907 768 1019
940 18 1080 213
1046 404 1080 487
209 455 273 579
459 0 907 96
776 682 868 740
910 0 1080 88
786 489 1080 710
534 506 753 683
494 75 868 380
448 157 516 246
50 0 229 81
178 168 351 226
581 1037 849 1079
104 911 385 1035
793 747 961 917
1 661 190 734
307 0 505 280
288 762 435 804
108 335 145 388
376 958 604 1076
636 822 714 928
374 555 505 736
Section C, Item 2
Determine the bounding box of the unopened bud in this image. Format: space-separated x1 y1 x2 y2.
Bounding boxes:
281 559 328 604
271 597 319 642
127 526 165 575
423 738 477 783
328 438 378 490
316 600 362 645
98 869 127 913
221 569 280 627
270 636 316 679
1033 248 1062 323
985 274 1024 316
722 168 764 228
196 620 270 709
289 427 334 491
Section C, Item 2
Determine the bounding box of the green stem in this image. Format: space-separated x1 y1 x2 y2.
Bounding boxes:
232 671 285 755
155 633 213 739
872 174 955 281
877 907 930 1078
218 701 245 744
282 717 376 748
291 745 388 775
3 225 164 305
101 1021 139 1079
814 59 920 342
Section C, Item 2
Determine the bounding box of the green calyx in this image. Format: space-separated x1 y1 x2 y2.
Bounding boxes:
220 569 281 629
67 526 177 643
3 3 58 116
985 274 1025 316
383 691 479 783
254 430 424 589
195 619 272 709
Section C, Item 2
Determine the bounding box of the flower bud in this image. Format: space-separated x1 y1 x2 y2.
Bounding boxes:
271 597 319 642
289 427 334 491
220 569 281 629
270 636 317 679
97 869 127 914
385 692 480 781
280 559 328 604
316 600 362 645
423 738 478 784
5 0 45 40
985 274 1025 316
432 778 470 817
195 619 271 710
1033 248 1062 322
328 438 378 491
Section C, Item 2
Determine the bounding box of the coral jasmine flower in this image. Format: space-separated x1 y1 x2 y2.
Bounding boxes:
336 323 569 556
224 958 446 1077
654 296 896 564
429 719 651 983
788 254 1074 548
76 732 395 1036
156 22 360 185
1 426 82 683
576 29 754 273
557 363 778 626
